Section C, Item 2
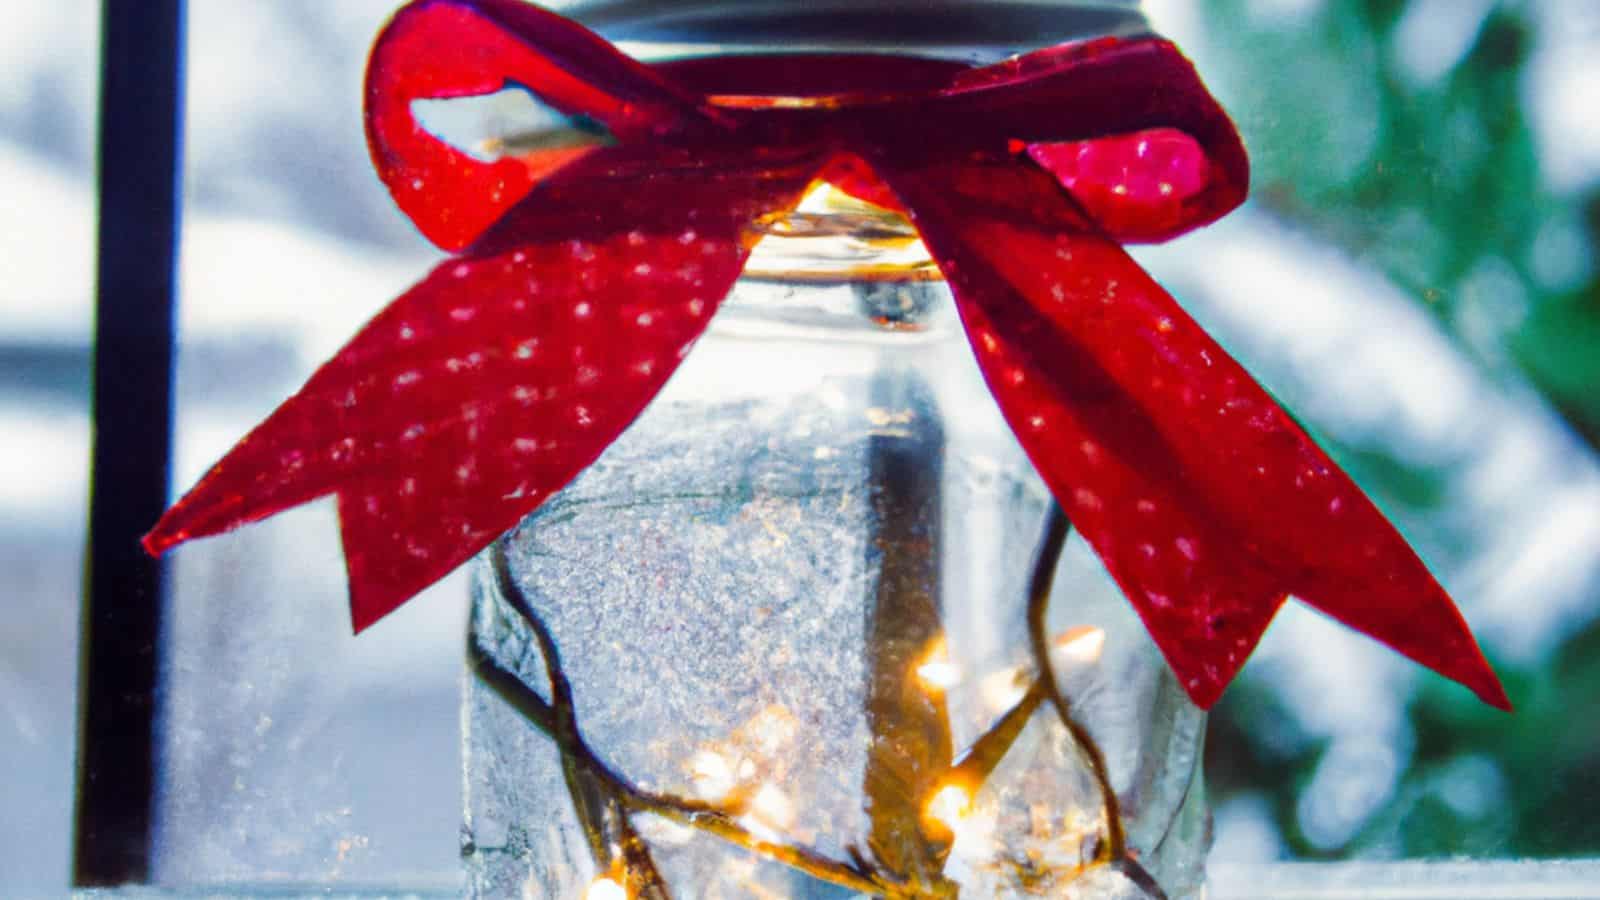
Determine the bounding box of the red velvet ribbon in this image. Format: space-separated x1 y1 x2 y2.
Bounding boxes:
146 0 1507 710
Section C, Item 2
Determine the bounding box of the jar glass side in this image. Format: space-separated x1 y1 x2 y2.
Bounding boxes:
463 260 1209 897
461 3 1211 896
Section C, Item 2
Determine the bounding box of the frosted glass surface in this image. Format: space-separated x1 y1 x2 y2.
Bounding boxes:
463 282 1209 897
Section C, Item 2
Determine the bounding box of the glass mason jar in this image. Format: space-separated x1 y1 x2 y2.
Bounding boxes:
461 2 1209 898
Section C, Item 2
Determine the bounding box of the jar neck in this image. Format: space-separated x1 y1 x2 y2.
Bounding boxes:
555 1 1149 63
550 2 1151 280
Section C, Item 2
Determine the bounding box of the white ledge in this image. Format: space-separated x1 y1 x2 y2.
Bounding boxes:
1209 860 1600 899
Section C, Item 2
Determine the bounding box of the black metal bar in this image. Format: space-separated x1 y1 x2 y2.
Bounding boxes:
74 0 184 885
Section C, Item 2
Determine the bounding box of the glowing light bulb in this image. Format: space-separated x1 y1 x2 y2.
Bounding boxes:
749 783 796 831
689 749 735 802
585 875 627 900
915 637 961 691
924 783 973 834
916 659 961 690
1053 625 1106 665
746 705 798 755
980 666 1029 711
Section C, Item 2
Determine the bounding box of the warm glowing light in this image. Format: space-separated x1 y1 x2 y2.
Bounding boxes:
1053 625 1106 665
585 876 627 900
915 637 961 691
689 749 735 802
916 660 961 690
745 705 799 756
980 666 1029 711
749 783 796 831
924 783 973 834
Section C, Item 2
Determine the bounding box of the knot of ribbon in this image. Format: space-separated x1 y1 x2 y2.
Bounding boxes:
147 0 1506 710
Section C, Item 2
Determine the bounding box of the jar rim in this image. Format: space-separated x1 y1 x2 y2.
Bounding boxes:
552 0 1151 62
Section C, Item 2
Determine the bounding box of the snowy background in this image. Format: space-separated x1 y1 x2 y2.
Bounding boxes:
4 0 1600 893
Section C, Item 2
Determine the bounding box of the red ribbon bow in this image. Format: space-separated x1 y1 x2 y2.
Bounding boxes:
146 0 1507 711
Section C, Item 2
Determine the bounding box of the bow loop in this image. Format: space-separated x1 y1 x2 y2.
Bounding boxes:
938 37 1249 242
365 0 723 250
367 4 1247 248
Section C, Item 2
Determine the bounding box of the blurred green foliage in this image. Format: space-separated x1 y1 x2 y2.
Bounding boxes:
1198 0 1600 447
1193 0 1600 860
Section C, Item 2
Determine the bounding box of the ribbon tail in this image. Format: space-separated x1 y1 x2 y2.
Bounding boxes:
147 146 820 631
878 153 1507 710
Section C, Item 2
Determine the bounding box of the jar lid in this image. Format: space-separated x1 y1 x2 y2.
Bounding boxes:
547 0 1150 61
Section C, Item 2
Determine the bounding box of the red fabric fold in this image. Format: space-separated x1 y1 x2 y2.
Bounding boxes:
365 0 725 250
146 144 820 628
146 0 1507 709
873 153 1507 710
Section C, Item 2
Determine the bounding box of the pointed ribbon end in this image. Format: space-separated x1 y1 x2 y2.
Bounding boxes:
1180 675 1227 712
348 580 397 635
142 523 178 558
1448 647 1513 712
